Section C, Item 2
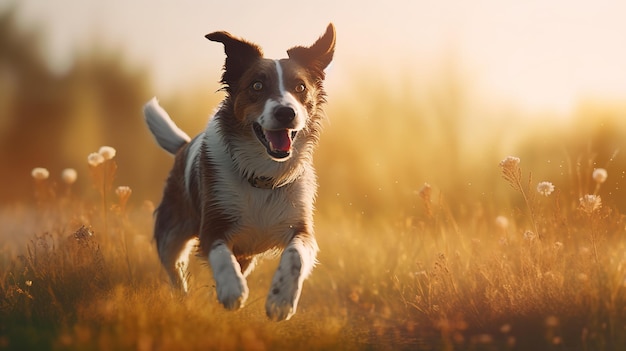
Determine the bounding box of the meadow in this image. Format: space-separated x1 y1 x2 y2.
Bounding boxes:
2 81 626 351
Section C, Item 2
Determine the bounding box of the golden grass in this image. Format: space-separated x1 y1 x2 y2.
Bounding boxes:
2 86 626 350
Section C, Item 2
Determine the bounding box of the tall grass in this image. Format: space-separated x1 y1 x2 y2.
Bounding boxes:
2 83 626 350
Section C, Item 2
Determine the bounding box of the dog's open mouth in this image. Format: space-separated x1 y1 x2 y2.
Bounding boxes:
253 123 298 160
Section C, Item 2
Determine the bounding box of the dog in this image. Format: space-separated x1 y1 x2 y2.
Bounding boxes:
143 24 335 321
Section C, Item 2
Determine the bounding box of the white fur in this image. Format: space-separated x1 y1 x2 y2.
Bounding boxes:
266 238 318 321
144 97 191 154
208 241 249 309
176 238 199 292
257 61 307 132
203 118 316 239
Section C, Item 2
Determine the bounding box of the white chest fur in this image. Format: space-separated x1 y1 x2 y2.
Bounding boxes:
200 117 316 255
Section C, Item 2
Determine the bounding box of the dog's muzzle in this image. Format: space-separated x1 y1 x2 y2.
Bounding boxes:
253 106 300 160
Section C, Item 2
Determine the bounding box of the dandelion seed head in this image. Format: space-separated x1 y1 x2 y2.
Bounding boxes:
98 146 116 160
495 216 509 230
61 168 77 185
579 194 602 214
536 181 555 196
592 168 608 183
31 167 49 180
499 156 520 170
87 152 105 167
499 156 522 190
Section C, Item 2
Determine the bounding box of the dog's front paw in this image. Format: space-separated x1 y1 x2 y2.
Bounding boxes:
265 249 303 321
265 281 299 321
216 272 249 310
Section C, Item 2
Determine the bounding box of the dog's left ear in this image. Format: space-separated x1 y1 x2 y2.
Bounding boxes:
287 23 336 76
206 31 264 90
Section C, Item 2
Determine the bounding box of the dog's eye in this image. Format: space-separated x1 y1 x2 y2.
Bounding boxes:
251 81 263 91
295 83 306 93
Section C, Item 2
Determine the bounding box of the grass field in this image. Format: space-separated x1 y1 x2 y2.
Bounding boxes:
2 89 626 350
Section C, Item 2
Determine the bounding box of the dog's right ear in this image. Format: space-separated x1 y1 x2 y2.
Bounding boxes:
206 31 263 90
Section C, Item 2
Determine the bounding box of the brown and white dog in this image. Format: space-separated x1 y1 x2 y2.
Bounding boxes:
143 24 335 321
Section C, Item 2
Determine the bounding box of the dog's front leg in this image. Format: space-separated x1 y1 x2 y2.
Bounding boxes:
208 240 249 310
266 233 318 321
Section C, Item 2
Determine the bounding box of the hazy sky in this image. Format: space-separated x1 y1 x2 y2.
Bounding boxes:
5 0 626 114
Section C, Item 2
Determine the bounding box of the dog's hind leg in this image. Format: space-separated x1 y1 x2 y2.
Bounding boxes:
154 214 198 293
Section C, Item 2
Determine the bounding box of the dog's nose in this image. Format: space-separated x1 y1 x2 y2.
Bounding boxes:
274 106 296 125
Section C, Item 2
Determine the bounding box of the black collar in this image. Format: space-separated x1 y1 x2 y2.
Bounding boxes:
248 175 279 189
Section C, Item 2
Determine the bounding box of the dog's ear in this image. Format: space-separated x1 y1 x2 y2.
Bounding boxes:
287 23 336 76
205 31 263 89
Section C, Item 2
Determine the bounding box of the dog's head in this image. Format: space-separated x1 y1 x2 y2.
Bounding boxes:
206 24 335 162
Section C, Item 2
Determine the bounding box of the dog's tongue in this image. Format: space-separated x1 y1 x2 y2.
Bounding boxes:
265 130 292 152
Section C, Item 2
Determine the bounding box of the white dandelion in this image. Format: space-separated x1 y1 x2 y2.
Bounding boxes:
592 168 608 184
579 194 602 214
536 181 555 196
31 167 50 180
87 152 105 167
98 146 116 160
495 216 509 231
61 168 77 185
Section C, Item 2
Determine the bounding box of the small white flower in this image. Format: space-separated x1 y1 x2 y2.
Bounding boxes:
87 152 105 167
579 194 602 214
536 181 555 196
98 146 116 160
61 168 77 185
115 186 132 198
25 280 32 287
592 168 608 184
31 167 50 180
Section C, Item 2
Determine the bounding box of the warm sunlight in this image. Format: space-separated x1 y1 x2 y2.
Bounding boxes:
6 0 626 114
2 1 626 350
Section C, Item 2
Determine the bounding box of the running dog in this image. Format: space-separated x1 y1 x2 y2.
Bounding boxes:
144 24 335 321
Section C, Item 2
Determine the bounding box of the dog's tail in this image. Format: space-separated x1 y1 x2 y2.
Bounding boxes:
144 97 191 155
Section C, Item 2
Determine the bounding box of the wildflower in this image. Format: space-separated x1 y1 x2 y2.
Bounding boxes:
495 216 509 230
499 156 520 168
31 167 49 180
87 152 105 167
536 181 555 196
579 194 602 214
523 230 536 241
25 280 32 287
61 168 77 185
115 186 132 199
592 168 608 183
98 145 116 160
499 156 522 190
